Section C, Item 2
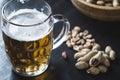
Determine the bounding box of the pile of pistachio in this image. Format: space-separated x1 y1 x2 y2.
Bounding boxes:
65 26 116 75
80 0 120 7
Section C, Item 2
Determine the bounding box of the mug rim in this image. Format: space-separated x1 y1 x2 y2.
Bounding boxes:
2 0 52 27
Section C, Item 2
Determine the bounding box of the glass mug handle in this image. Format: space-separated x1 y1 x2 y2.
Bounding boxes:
52 14 70 49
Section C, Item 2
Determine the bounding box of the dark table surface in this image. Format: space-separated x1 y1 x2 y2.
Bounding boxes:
0 0 120 80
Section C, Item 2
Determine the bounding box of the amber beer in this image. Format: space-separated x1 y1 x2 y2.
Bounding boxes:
2 0 70 77
2 9 53 76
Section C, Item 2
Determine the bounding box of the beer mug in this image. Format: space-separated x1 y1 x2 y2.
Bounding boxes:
1 0 70 77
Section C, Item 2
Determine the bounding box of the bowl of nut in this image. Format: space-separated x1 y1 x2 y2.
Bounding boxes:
71 0 120 21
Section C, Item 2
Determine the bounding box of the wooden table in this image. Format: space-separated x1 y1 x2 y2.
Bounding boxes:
0 0 120 80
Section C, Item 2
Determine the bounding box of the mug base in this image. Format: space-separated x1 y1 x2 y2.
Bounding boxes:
12 64 48 77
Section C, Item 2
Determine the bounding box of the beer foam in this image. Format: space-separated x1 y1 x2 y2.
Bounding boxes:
3 9 52 41
8 9 47 25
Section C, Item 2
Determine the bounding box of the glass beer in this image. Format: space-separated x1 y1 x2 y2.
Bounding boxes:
1 0 70 77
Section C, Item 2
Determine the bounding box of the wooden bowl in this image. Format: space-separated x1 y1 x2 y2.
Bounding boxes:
71 0 120 21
